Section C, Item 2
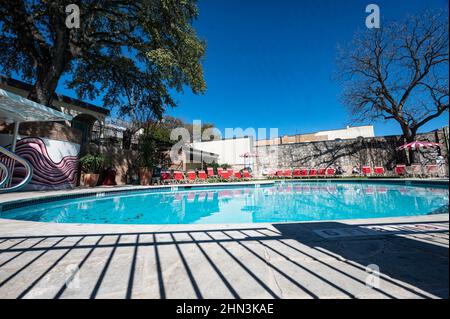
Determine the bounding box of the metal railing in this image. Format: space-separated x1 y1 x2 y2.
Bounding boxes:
0 145 33 192
0 162 10 188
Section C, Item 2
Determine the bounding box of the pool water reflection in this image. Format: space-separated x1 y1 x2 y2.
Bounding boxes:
2 182 448 224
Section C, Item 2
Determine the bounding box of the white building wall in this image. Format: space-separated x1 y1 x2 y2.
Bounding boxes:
192 137 253 168
314 125 375 140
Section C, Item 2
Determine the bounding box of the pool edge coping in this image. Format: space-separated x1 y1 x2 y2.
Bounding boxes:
0 211 448 236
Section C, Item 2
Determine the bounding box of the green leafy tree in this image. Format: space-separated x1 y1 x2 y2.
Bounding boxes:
0 0 206 117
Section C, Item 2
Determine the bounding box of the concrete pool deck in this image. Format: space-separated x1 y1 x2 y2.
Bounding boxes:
0 214 448 299
0 179 448 299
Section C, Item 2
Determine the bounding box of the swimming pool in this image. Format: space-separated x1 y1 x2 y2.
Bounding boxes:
1 182 448 225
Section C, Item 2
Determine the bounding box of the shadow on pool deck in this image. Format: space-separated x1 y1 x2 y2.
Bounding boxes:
0 219 448 299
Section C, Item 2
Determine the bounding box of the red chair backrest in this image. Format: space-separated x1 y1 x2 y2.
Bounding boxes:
174 171 184 180
300 169 308 176
426 165 438 173
276 170 283 177
362 166 372 174
207 167 215 176
309 169 317 176
161 171 171 180
284 169 292 176
293 169 301 176
318 168 326 175
326 168 335 175
220 171 229 179
227 168 234 175
243 170 250 178
187 171 196 180
234 172 242 179
198 171 207 179
395 165 406 175
374 167 385 174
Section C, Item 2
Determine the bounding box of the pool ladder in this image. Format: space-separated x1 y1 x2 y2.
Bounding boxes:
0 145 33 193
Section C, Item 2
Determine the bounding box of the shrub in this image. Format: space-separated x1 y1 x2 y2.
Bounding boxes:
80 154 106 174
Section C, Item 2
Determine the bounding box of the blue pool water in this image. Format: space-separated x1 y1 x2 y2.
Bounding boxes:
1 182 448 225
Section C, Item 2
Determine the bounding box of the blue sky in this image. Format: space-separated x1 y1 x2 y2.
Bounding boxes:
165 0 449 137
60 0 448 137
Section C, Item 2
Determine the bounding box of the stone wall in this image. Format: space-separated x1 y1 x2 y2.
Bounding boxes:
82 144 139 185
256 129 449 176
81 145 197 185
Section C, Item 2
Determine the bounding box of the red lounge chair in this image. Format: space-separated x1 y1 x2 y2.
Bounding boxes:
309 168 317 177
174 171 185 183
284 169 292 178
362 166 372 175
198 170 207 181
425 164 439 177
207 167 215 178
161 171 172 184
410 164 422 177
187 170 196 182
395 165 407 176
243 170 251 178
326 168 336 176
234 172 242 179
219 171 230 179
293 169 301 178
318 168 326 177
300 168 309 178
374 166 385 176
276 170 283 178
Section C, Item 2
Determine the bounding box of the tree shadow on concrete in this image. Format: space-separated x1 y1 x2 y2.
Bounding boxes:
0 218 447 299
273 220 449 298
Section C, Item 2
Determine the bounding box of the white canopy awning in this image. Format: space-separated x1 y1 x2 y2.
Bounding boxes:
0 88 73 123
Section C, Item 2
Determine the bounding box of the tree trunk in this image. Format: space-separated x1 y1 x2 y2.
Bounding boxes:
402 126 417 165
27 21 71 107
27 62 66 107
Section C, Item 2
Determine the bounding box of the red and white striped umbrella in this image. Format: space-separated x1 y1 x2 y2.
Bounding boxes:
396 141 442 151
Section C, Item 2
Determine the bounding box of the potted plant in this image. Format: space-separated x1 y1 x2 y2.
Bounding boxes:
80 154 106 187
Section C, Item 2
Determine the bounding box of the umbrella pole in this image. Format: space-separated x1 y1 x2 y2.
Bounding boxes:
11 121 20 152
403 137 410 165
